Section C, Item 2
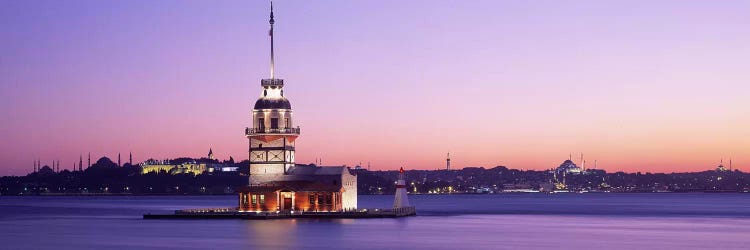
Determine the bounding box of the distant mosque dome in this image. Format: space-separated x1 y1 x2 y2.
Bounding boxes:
716 164 728 172
254 97 291 109
38 165 55 175
556 160 582 174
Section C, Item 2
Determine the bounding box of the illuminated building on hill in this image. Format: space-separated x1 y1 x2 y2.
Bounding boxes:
140 149 235 175
556 159 582 175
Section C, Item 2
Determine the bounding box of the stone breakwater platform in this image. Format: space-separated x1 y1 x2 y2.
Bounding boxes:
143 207 416 220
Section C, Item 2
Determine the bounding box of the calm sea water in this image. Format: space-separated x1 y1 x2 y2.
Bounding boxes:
1 194 749 249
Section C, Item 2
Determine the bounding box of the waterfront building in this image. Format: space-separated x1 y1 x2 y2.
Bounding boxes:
238 3 357 212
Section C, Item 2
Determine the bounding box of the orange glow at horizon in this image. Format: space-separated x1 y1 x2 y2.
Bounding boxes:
2 1 750 175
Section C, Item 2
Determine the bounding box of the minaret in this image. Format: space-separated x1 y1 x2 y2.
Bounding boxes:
446 153 451 170
118 153 121 167
393 167 410 208
129 152 133 166
580 153 584 170
79 154 83 172
88 153 91 169
246 1 300 185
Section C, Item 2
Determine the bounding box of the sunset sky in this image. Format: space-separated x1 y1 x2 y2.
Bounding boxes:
1 0 749 176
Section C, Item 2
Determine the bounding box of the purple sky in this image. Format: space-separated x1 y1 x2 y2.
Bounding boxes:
1 0 749 176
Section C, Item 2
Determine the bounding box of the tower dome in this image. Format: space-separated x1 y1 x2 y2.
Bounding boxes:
254 97 291 109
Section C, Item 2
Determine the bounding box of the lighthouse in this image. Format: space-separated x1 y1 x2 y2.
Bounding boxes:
237 2 357 213
246 1 300 185
393 167 410 208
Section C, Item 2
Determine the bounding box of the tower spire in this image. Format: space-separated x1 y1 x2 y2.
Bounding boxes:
268 1 275 79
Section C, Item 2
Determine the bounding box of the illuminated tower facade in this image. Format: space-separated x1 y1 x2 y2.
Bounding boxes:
246 2 300 185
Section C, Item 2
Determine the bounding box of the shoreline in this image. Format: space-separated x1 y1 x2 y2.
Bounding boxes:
2 191 748 197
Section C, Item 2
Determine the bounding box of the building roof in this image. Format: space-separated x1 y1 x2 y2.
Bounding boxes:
239 180 341 193
287 165 348 175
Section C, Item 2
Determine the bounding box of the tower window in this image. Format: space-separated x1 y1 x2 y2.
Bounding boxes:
258 118 265 130
284 118 289 128
271 118 279 129
263 89 267 96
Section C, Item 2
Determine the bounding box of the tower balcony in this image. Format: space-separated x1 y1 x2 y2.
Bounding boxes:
246 127 300 136
261 78 284 87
